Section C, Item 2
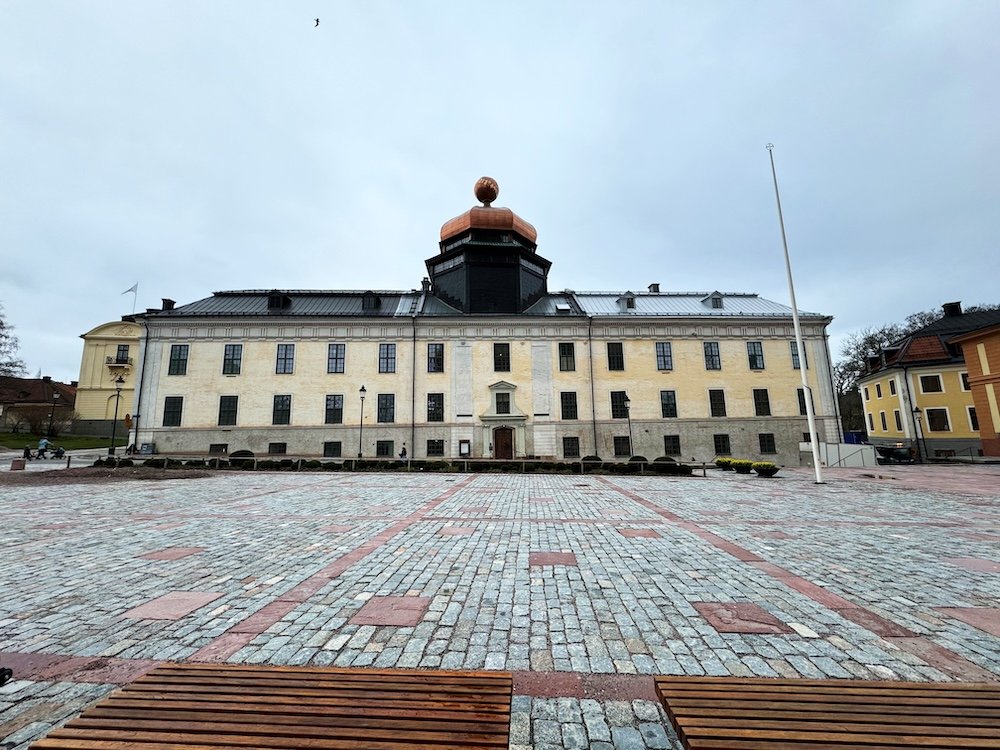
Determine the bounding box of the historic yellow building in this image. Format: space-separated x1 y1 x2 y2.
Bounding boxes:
859 303 1000 459
131 179 839 464
75 320 139 436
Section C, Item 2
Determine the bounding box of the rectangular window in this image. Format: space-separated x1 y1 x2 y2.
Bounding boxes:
562 436 580 458
427 393 444 422
209 443 228 455
327 343 345 373
325 394 344 424
797 388 810 416
803 432 811 442
889 379 897 395
272 395 291 425
704 342 721 370
660 390 677 418
378 343 396 373
218 395 238 426
613 435 631 457
559 342 575 371
925 408 950 432
920 374 943 393
894 410 902 431
116 344 130 364
747 341 765 370
663 434 681 455
610 390 629 419
790 341 807 369
867 413 875 431
607 342 625 371
493 342 510 371
879 411 887 431
377 393 395 423
427 343 444 373
713 434 731 455
323 441 342 458
655 342 673 371
753 388 771 417
495 392 511 415
560 391 578 420
758 433 776 454
961 372 971 391
163 396 183 427
268 443 287 455
875 383 883 398
223 344 242 375
969 406 979 431
376 440 394 457
863 386 870 401
709 389 727 417
426 439 445 457
276 344 295 374
168 344 189 375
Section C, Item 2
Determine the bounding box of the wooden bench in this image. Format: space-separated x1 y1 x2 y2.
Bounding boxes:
30 663 512 749
655 675 1000 749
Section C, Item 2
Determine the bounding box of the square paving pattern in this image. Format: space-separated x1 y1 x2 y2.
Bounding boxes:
2 465 999 749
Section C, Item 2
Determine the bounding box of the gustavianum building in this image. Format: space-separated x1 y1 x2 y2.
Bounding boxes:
130 178 839 464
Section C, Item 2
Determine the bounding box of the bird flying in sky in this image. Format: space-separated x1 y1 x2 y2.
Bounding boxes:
314 18 320 27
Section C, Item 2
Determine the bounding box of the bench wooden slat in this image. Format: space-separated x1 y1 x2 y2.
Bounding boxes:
656 676 1000 749
29 664 512 750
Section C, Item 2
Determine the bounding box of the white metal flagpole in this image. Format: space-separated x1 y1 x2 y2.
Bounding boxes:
122 283 138 314
766 144 823 483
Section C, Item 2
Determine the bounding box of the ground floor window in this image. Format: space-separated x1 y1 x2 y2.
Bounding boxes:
925 408 950 432
376 440 394 457
758 433 776 454
426 439 445 456
563 436 580 458
268 442 287 455
163 396 183 427
323 441 342 458
713 434 731 455
208 443 228 455
663 435 680 455
613 435 631 457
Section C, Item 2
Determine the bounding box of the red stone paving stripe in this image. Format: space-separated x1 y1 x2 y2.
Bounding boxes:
191 475 478 662
349 596 431 626
138 546 205 561
934 607 1000 637
123 591 223 620
529 551 578 566
597 477 999 682
945 556 1000 573
618 528 661 538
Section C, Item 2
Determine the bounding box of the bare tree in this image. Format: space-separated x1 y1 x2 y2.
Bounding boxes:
0 303 26 377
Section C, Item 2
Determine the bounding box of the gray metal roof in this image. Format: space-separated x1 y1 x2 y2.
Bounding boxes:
143 289 827 320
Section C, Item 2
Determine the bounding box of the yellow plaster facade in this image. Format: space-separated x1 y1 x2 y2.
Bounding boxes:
75 321 140 433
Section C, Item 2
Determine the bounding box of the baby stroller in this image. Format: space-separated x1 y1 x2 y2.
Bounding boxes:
51 446 66 459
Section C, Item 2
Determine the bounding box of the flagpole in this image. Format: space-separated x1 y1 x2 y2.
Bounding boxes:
766 144 823 484
132 285 137 315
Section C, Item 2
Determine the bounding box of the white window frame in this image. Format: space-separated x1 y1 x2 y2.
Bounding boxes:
967 405 979 432
918 373 944 394
924 407 951 432
960 372 972 391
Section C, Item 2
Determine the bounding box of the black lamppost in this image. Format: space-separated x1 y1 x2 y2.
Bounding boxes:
46 391 60 438
357 385 366 458
624 392 634 457
912 407 927 463
108 375 125 455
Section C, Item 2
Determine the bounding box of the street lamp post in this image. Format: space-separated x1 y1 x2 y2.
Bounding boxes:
108 375 125 455
624 393 634 457
912 407 926 463
357 385 366 458
47 391 60 438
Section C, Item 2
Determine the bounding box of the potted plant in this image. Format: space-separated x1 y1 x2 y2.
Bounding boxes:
752 461 780 477
731 459 754 474
715 457 734 470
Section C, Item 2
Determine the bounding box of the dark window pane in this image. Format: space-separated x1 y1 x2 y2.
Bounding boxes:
218 395 238 426
797 388 808 416
790 341 807 369
375 440 394 457
607 342 624 371
559 342 575 371
704 342 721 370
660 390 677 418
613 436 631 456
920 375 943 393
560 392 578 420
116 344 130 363
323 441 342 458
656 342 673 371
327 343 345 373
894 410 903 431
494 343 510 371
209 443 228 455
747 341 765 370
713 434 731 455
427 393 444 422
325 394 343 424
709 389 726 417
562 436 580 457
758 433 776 453
611 391 629 419
753 388 771 416
272 395 291 425
426 439 445 456
268 442 286 455
926 408 949 431
377 393 395 423
163 396 183 427
379 343 396 373
663 435 681 455
276 344 295 374
223 344 242 375
427 343 444 373
168 344 189 375
496 392 511 414
969 407 979 431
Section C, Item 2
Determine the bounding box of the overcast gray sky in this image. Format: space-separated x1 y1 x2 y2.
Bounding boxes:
2 1 997 384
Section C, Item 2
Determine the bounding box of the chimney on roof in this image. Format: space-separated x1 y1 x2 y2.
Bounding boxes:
71 380 79 387
942 301 962 317
161 298 175 311
42 375 51 382
648 283 660 294
421 277 431 293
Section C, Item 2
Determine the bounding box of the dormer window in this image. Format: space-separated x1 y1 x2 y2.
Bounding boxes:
703 292 724 309
617 293 637 312
362 291 381 311
267 292 291 311
626 297 636 309
711 297 723 309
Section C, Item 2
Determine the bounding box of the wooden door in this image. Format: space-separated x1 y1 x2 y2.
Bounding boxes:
494 427 513 459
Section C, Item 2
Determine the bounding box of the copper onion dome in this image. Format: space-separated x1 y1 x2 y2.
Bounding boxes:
439 177 538 245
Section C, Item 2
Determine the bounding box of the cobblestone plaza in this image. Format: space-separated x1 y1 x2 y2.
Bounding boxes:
2 465 998 749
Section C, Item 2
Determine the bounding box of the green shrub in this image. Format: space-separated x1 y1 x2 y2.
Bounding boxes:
118 458 134 467
654 456 677 463
752 461 780 477
731 459 754 473
304 460 322 470
143 458 166 468
257 459 278 470
628 455 649 463
715 457 733 469
321 461 341 471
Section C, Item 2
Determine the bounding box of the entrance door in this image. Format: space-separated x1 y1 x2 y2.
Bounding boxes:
494 427 514 460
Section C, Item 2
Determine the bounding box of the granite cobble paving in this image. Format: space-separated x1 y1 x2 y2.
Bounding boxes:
1 465 998 748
